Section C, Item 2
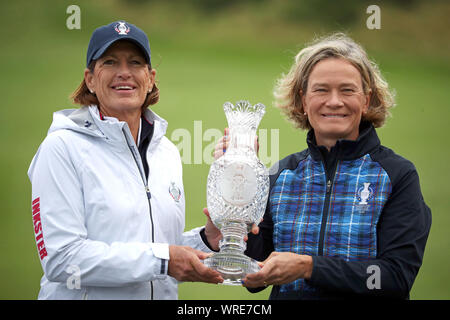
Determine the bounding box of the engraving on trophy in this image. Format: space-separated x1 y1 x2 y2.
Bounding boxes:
220 163 257 206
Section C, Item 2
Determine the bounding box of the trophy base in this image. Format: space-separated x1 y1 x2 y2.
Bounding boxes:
204 251 260 286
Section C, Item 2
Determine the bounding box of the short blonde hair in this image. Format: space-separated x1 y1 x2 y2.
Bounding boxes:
274 33 395 130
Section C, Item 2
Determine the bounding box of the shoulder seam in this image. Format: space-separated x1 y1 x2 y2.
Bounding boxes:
269 150 309 188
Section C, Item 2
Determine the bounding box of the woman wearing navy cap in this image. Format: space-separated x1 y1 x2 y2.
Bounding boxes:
28 21 223 300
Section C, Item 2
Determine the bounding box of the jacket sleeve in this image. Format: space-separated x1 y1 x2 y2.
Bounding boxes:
28 134 168 287
181 227 213 253
307 166 432 298
244 201 275 294
246 202 275 262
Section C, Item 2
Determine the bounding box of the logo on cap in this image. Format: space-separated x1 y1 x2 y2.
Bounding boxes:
114 22 130 35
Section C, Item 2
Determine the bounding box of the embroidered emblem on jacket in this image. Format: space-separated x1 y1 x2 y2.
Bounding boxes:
356 182 373 212
169 182 181 202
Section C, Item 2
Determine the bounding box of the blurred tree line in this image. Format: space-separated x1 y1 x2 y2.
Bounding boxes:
123 0 431 27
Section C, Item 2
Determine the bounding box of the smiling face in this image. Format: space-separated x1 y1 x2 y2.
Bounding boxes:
84 40 155 118
302 57 370 147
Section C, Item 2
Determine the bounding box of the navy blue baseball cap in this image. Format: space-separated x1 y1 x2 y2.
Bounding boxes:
86 21 151 67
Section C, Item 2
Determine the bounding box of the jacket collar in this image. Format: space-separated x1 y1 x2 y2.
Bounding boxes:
87 105 168 147
306 121 380 161
142 108 167 155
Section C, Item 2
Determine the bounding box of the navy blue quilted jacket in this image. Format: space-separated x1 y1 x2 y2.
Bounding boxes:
246 122 431 299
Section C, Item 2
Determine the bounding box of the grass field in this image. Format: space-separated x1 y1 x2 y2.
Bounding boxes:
1 0 449 300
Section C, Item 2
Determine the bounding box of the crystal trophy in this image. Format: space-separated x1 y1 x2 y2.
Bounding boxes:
204 100 270 285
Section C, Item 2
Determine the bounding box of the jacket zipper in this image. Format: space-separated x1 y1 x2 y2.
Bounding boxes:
317 160 339 256
122 127 155 300
145 185 155 300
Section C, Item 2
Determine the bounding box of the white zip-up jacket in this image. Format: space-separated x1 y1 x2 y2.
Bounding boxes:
28 106 210 300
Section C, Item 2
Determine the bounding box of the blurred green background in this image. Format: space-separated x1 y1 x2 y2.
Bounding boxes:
1 0 449 300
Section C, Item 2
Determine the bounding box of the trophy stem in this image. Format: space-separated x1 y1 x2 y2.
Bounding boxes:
204 221 260 286
218 221 247 253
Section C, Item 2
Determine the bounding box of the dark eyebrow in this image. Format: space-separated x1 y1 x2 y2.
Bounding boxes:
129 54 146 60
99 55 115 60
100 54 145 60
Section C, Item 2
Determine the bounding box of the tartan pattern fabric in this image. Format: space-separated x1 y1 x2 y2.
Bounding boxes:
271 153 392 293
